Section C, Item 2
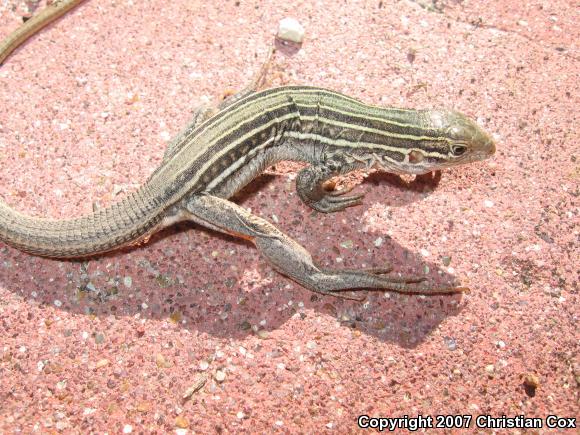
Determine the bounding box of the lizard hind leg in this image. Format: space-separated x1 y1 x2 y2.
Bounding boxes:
162 46 276 163
184 194 464 300
217 46 275 111
162 105 217 162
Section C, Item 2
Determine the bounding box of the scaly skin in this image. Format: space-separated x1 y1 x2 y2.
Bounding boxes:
0 1 495 298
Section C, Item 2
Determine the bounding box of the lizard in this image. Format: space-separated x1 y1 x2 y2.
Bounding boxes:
0 0 496 299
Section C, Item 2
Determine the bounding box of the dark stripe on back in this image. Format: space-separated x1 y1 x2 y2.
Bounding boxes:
164 103 299 197
296 104 441 140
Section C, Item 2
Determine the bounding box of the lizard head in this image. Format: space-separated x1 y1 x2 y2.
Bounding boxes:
436 109 496 165
372 110 496 175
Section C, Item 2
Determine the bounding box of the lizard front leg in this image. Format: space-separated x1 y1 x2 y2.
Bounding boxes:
296 160 365 213
185 194 464 299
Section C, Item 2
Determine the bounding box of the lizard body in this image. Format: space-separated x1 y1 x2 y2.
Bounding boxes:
0 0 495 298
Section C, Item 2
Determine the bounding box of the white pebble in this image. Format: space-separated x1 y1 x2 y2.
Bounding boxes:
374 237 383 247
277 18 305 43
484 199 494 208
526 244 541 252
214 370 226 382
123 424 133 434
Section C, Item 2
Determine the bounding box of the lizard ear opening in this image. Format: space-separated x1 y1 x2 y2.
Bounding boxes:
408 150 424 163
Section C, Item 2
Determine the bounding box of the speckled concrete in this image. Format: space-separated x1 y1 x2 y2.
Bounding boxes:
0 0 577 433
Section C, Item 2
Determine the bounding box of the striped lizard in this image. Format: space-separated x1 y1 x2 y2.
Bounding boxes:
0 0 495 299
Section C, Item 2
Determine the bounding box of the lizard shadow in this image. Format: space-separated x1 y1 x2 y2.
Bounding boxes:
0 171 464 349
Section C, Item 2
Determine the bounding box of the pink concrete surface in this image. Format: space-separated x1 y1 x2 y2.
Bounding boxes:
0 0 577 432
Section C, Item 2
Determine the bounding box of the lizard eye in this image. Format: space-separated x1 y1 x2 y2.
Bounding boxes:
451 144 467 156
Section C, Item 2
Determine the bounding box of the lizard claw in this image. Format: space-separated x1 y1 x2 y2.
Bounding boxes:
309 190 365 213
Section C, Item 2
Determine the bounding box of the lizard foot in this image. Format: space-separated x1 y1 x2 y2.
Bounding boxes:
309 187 365 213
310 267 467 300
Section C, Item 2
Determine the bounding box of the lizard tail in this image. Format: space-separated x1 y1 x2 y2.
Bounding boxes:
0 0 86 65
0 188 164 258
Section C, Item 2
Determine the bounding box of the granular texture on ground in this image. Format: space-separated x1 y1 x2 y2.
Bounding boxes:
0 0 577 433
